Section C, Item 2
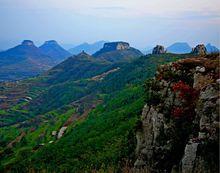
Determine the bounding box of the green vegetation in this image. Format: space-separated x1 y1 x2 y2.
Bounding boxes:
0 53 191 172
7 86 144 172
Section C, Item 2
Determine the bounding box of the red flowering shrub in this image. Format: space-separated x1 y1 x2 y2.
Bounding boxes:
172 107 184 118
172 81 198 101
171 81 199 119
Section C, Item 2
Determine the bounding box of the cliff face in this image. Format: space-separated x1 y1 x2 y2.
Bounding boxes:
103 42 130 51
93 41 143 63
134 54 219 173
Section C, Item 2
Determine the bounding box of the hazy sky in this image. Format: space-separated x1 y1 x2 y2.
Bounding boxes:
0 0 220 49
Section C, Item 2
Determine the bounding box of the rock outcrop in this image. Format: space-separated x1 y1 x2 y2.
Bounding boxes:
103 42 130 51
92 41 143 63
152 45 166 54
21 40 35 46
191 44 207 55
134 54 219 173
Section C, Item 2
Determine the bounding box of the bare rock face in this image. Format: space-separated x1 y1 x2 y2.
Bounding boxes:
103 42 130 51
181 142 199 173
21 40 35 46
134 54 219 173
152 45 166 54
191 44 207 55
43 40 58 45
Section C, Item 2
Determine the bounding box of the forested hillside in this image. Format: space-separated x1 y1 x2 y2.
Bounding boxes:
0 53 195 172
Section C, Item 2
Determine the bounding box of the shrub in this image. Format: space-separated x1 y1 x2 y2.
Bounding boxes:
172 107 184 118
172 81 198 101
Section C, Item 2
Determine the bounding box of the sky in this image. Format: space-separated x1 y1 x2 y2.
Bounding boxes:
0 0 220 50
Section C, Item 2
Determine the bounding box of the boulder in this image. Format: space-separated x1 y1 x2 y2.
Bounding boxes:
191 44 207 55
152 45 166 54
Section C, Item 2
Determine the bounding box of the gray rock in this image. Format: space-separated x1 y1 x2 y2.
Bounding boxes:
191 44 207 55
57 126 67 139
195 66 205 73
181 143 199 173
152 45 166 54
103 42 130 51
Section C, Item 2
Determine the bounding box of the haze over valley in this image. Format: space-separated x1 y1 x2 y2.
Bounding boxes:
0 0 219 173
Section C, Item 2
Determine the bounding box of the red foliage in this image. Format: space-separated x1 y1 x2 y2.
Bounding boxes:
172 107 184 118
171 81 199 120
172 81 198 101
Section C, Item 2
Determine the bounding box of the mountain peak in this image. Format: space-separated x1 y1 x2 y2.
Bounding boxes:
43 40 58 45
103 42 130 51
191 44 207 55
77 50 90 56
93 41 143 62
206 43 219 53
167 42 191 54
152 45 166 54
21 40 35 46
39 40 71 63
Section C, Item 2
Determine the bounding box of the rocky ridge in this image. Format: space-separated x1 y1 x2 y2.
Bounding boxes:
134 54 219 173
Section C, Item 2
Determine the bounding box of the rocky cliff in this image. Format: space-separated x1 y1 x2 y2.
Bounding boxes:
93 41 143 63
103 42 130 51
93 41 130 57
191 44 207 55
134 54 219 173
152 45 166 54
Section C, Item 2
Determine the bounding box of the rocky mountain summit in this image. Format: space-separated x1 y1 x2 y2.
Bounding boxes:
152 45 166 54
103 42 130 51
21 40 35 46
93 41 130 56
134 54 219 173
39 40 71 63
93 41 143 62
0 40 56 81
191 44 207 55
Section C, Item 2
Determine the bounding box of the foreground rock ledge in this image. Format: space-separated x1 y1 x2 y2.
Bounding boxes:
134 54 219 173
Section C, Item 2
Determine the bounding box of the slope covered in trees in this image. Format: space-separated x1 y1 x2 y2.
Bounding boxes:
0 53 192 172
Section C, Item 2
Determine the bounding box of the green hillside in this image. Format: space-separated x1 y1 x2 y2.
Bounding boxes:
0 53 190 172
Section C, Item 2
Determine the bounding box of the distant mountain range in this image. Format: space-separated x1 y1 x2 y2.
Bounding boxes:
145 42 219 54
0 40 218 81
0 40 71 81
68 41 107 55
